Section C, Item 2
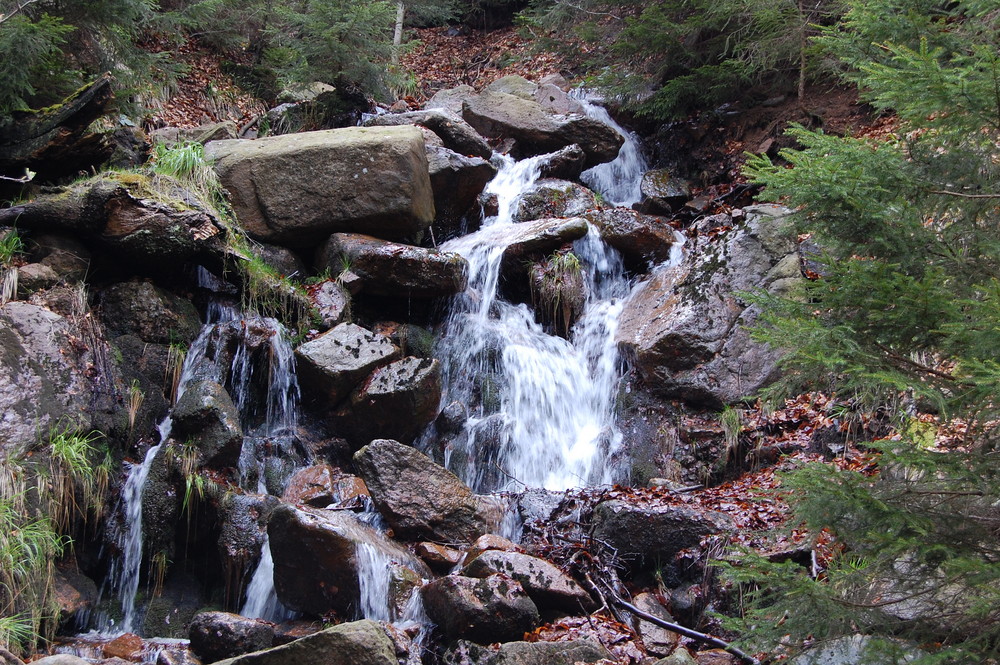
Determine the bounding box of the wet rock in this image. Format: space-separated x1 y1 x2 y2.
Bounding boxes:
170 379 244 469
0 302 101 456
211 620 396 665
512 179 600 223
422 574 540 644
206 126 435 247
638 169 691 214
787 635 923 665
489 639 610 665
16 263 60 297
309 281 351 330
217 493 278 590
694 650 740 665
631 592 681 657
99 279 201 345
590 499 734 573
527 252 587 335
294 322 400 408
157 647 203 665
460 79 622 167
365 108 492 159
416 542 464 572
52 562 98 626
536 144 587 181
616 205 800 407
584 208 678 270
267 504 429 616
331 357 442 446
281 464 340 507
141 570 205 638
489 217 589 271
426 146 497 237
464 534 522 564
353 439 498 543
28 234 92 282
189 611 274 663
31 658 88 665
103 634 144 660
249 243 307 279
463 550 595 612
436 401 468 435
316 233 468 299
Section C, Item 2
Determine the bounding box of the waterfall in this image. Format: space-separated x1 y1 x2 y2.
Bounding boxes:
240 534 295 622
571 89 648 208
435 151 633 492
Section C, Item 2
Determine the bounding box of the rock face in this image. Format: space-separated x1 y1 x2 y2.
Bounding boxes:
316 234 468 299
267 504 429 616
206 126 435 246
422 574 540 643
463 549 595 612
590 499 734 572
188 611 274 663
354 439 497 543
616 206 800 407
584 208 678 270
365 108 493 159
295 322 400 407
332 357 442 446
211 620 397 665
0 302 101 455
170 380 244 468
490 640 611 665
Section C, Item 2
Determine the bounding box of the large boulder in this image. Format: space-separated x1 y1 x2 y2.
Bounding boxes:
205 126 435 246
169 379 244 469
211 620 397 665
0 302 101 456
616 205 801 407
489 640 611 665
512 179 600 223
294 322 400 408
584 208 678 271
426 146 497 235
99 279 202 344
462 550 595 613
365 108 492 159
637 169 691 214
331 357 442 446
267 504 429 617
422 574 540 644
217 493 278 589
590 499 734 573
353 439 499 543
445 217 590 280
315 234 468 299
188 611 274 663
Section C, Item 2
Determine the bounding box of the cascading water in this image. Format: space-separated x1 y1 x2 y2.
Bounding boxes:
571 90 649 208
435 154 633 492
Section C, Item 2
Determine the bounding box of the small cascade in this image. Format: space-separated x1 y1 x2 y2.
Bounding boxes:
356 542 393 622
436 152 633 492
240 534 295 622
571 89 649 207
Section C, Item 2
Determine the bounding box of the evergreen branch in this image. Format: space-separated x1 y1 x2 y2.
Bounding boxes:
0 0 39 26
873 343 972 386
928 189 1000 199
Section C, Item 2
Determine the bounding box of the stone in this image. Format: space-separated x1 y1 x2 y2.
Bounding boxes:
512 179 600 223
463 550 595 612
170 379 244 469
211 620 397 665
353 439 498 543
189 611 274 663
310 281 351 329
30 658 88 665
422 574 540 644
249 243 307 279
534 82 586 115
281 464 340 507
638 169 692 214
294 322 400 408
654 648 698 665
365 108 492 159
590 499 734 573
99 279 201 345
217 493 277 587
316 233 468 299
52 563 98 626
465 534 521 564
0 302 100 456
426 146 497 236
29 233 91 282
16 263 60 297
331 357 442 446
426 85 479 117
584 208 678 270
206 126 435 246
157 647 202 665
694 651 739 665
485 76 539 100
461 85 623 167
536 144 587 181
787 635 922 665
416 542 464 572
151 121 239 147
631 592 681 657
615 205 800 407
103 633 144 660
489 639 610 665
267 504 429 616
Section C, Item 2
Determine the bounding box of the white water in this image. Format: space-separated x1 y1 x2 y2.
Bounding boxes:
436 153 632 492
240 534 295 622
572 89 649 207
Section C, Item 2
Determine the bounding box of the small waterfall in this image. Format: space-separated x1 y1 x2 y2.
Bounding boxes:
571 89 648 207
436 152 632 492
356 542 393 622
240 534 295 622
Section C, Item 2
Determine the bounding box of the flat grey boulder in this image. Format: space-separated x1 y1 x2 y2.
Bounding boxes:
354 439 499 543
422 574 540 644
638 169 691 214
206 126 435 246
616 205 800 407
211 620 396 665
267 504 429 617
584 208 678 270
365 108 492 159
463 549 595 612
316 233 468 299
331 356 442 446
295 322 400 407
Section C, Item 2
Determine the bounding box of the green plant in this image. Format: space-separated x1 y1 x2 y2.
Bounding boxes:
529 251 585 337
126 379 144 440
0 229 24 265
45 425 103 535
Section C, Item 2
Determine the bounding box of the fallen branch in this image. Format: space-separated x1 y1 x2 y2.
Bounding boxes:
608 591 761 665
0 168 35 183
929 189 1000 199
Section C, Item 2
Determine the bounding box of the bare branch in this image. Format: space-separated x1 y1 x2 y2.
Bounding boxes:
0 168 35 183
0 0 40 26
928 189 1000 199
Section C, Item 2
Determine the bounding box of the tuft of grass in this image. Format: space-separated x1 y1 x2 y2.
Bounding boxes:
46 425 103 535
0 228 23 305
530 250 585 337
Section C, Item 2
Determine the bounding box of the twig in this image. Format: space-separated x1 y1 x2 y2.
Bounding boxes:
609 592 761 665
0 0 39 25
929 189 1000 199
0 169 35 183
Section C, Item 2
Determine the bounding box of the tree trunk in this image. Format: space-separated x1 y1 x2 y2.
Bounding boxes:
392 2 405 66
